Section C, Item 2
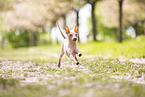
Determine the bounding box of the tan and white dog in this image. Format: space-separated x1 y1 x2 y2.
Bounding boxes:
57 23 82 68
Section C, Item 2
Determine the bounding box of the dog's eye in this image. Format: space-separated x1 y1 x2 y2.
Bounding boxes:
75 34 77 36
70 34 72 36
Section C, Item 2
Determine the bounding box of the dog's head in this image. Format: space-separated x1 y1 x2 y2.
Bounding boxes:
65 25 78 42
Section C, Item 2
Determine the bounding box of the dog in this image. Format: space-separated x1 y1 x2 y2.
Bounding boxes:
57 23 82 68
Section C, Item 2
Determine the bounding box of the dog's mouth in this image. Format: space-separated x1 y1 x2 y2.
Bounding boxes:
73 38 77 41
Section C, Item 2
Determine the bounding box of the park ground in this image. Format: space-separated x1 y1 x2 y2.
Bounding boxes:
0 36 145 97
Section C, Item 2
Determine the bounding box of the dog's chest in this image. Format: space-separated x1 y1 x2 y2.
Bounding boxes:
63 40 78 56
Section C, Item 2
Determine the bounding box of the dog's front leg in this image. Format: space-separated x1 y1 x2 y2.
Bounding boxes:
76 51 82 57
76 48 82 57
78 53 82 57
70 55 79 65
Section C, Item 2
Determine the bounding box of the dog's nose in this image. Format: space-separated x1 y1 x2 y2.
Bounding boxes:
73 38 77 41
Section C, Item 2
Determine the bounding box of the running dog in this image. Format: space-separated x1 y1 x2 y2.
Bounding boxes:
57 23 82 68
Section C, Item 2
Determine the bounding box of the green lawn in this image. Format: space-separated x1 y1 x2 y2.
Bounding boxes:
0 36 145 97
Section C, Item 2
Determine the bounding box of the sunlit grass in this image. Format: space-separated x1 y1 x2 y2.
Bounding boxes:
79 38 145 58
0 57 145 97
0 36 145 60
0 36 145 97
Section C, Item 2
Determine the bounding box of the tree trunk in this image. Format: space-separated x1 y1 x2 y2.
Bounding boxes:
35 31 39 46
76 10 80 42
91 3 97 41
63 15 66 29
29 32 35 46
1 38 6 49
144 20 145 35
117 0 123 42
49 32 52 44
133 23 138 36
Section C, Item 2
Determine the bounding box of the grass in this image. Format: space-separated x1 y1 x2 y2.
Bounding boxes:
0 36 145 60
0 36 145 97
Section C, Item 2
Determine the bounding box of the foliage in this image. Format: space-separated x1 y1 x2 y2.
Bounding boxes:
0 0 13 11
38 33 51 45
5 31 29 48
2 1 50 32
95 5 117 41
0 0 144 48
97 0 145 28
0 0 88 47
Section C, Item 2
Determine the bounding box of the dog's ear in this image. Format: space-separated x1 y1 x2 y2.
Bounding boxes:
74 25 78 33
65 26 70 34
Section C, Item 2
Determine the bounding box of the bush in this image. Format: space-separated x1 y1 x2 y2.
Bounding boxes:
6 31 29 48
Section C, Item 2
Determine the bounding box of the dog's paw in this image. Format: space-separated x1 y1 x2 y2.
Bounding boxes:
78 53 82 57
76 62 79 65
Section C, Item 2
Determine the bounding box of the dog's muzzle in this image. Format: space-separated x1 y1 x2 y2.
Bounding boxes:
73 38 77 41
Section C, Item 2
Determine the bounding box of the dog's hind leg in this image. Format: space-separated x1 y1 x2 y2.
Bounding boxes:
75 56 79 65
57 52 64 68
57 46 64 68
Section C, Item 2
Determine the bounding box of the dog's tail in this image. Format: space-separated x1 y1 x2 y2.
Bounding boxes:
56 23 66 39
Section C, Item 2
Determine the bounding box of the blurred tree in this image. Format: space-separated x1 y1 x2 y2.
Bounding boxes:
46 0 86 43
132 0 145 3
46 0 71 44
48 0 71 26
117 0 124 42
0 0 13 11
97 0 145 41
6 30 30 48
131 0 145 36
2 0 51 46
87 0 101 41
69 0 86 41
95 8 117 41
0 0 14 49
2 0 83 47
